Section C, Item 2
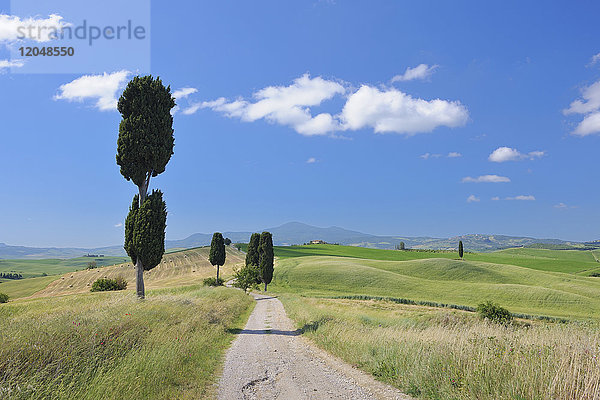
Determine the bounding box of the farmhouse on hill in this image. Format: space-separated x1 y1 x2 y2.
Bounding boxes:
310 240 327 244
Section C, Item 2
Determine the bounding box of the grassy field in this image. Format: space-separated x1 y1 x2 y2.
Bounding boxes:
0 285 254 400
281 296 600 400
0 256 130 278
1 246 245 299
270 255 600 319
0 276 58 299
265 244 600 274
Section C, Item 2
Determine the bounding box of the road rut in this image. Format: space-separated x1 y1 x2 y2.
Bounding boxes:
217 293 411 400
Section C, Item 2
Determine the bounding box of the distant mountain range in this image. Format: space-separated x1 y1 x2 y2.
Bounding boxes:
0 222 595 259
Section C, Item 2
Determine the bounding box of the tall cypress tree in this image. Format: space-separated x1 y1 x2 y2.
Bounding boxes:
210 232 226 282
258 231 274 291
459 240 464 260
117 75 175 299
245 233 260 267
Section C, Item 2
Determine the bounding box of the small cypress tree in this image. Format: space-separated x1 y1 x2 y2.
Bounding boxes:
399 242 405 250
124 190 167 297
258 231 274 291
245 233 260 266
459 240 464 260
209 232 226 282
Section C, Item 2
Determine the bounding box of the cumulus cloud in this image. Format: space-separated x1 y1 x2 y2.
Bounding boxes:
187 74 345 135
54 71 130 111
447 152 462 158
564 80 600 136
491 196 500 201
467 195 480 203
0 59 24 69
462 175 511 183
306 157 317 164
589 53 600 66
340 85 468 135
172 87 197 99
391 64 438 82
488 147 545 162
506 195 536 201
184 74 468 136
0 14 70 43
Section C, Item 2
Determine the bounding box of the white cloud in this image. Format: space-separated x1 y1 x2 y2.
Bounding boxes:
564 80 600 136
172 87 197 100
114 222 123 228
572 112 600 136
0 59 24 69
421 152 461 159
340 85 468 135
306 157 317 164
589 53 600 66
391 64 438 82
189 74 468 136
506 195 536 201
488 146 545 162
0 14 70 43
462 175 511 183
54 70 130 111
491 196 500 201
189 74 345 135
420 152 441 159
467 195 480 203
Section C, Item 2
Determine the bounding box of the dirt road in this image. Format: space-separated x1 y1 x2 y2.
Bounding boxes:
217 293 410 400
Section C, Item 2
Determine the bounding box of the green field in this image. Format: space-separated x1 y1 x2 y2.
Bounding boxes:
268 244 600 274
267 245 600 319
0 256 130 278
0 285 253 400
0 276 58 299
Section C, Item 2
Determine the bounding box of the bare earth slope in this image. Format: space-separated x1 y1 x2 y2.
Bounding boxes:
218 293 410 400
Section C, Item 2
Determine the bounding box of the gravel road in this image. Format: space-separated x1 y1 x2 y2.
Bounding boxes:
217 293 411 400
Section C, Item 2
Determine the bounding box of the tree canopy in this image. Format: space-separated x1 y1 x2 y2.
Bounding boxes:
245 233 260 267
124 190 167 271
116 76 175 192
259 231 274 290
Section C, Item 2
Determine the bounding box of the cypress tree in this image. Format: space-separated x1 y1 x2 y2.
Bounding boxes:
258 231 274 291
209 232 226 282
459 240 464 260
117 75 175 299
245 233 260 267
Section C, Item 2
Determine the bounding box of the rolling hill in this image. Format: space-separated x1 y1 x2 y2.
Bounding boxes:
2 222 596 259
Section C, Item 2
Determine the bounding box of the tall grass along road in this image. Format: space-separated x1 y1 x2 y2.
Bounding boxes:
218 293 410 399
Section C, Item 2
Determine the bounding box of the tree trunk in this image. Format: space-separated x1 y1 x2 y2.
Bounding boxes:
216 265 220 283
135 258 145 299
264 282 267 292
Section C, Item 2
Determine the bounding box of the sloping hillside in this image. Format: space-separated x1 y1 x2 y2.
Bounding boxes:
271 255 600 319
30 247 245 298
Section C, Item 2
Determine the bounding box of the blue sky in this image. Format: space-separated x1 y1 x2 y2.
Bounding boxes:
0 0 599 247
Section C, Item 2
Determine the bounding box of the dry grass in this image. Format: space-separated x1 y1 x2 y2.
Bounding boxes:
282 296 600 400
0 285 254 400
30 247 244 298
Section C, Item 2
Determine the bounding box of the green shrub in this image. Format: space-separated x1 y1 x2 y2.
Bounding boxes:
91 276 127 292
232 265 261 293
0 292 8 303
477 300 512 324
203 277 224 287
